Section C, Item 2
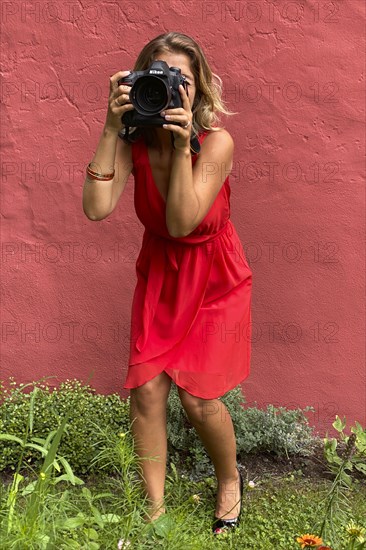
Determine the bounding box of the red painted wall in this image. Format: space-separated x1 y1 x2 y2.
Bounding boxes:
1 1 365 437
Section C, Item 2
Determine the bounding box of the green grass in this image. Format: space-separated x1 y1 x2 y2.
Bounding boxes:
1 382 365 549
1 466 365 549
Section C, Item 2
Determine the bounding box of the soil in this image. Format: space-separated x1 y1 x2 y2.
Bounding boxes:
238 437 364 484
1 437 364 488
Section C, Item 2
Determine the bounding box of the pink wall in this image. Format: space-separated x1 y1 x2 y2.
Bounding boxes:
1 1 365 437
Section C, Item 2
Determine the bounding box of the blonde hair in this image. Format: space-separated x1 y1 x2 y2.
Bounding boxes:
122 32 236 145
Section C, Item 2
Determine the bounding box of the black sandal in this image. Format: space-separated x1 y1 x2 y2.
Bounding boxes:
212 467 243 535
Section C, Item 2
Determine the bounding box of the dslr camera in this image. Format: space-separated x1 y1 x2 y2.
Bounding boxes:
118 60 189 128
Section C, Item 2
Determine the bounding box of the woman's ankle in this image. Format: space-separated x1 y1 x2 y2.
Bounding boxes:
144 499 166 522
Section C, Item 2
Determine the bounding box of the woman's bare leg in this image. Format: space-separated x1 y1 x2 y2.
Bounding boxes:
177 388 241 519
130 372 172 521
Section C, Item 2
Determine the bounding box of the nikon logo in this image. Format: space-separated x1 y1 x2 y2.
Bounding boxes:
149 70 164 74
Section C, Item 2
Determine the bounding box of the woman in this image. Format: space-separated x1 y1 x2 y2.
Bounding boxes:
82 32 253 535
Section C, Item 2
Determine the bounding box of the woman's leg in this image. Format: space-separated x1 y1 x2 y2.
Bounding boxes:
130 371 172 521
177 388 241 519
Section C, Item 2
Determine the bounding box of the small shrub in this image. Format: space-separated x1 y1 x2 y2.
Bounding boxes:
1 379 317 478
0 379 130 475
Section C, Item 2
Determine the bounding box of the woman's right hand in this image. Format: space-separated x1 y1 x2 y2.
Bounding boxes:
104 70 135 133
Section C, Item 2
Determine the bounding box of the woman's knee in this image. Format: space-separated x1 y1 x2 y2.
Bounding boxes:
130 372 172 414
178 387 216 424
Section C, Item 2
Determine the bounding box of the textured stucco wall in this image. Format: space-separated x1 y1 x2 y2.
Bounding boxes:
1 0 365 437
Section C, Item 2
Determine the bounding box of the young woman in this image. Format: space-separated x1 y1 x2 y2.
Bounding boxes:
82 32 253 535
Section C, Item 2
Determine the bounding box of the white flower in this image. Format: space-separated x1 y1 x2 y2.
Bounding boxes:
247 480 255 490
118 539 131 549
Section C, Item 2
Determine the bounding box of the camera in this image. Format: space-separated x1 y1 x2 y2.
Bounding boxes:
118 60 189 128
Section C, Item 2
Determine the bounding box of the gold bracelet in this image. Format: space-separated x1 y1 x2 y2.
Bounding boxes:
86 163 115 181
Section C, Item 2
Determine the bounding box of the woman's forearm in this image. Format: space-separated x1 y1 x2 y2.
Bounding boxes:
165 148 200 237
82 125 119 220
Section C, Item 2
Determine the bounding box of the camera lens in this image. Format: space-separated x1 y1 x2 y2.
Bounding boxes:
132 76 169 115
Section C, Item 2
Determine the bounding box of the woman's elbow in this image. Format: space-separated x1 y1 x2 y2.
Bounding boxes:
83 207 109 221
167 224 192 238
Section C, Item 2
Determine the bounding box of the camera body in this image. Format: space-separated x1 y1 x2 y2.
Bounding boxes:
118 60 189 128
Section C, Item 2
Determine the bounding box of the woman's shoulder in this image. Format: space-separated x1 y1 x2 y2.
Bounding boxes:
198 127 234 149
191 128 233 164
199 126 232 138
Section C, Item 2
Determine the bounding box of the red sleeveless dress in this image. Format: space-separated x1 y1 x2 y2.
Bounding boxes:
123 130 253 399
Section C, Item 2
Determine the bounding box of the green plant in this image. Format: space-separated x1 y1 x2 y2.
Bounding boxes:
52 486 123 550
0 385 152 549
91 424 144 515
319 437 356 544
231 401 316 458
324 416 366 481
0 386 86 548
1 454 366 549
0 378 130 475
295 417 366 550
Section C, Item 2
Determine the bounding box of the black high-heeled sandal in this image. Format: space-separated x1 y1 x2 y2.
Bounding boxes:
212 467 243 535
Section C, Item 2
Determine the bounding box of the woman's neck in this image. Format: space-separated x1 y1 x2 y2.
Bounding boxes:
152 127 174 154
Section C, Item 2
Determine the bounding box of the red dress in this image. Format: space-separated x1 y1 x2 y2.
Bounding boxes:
123 130 253 399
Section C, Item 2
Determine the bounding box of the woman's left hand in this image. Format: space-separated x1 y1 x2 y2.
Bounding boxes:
161 85 192 152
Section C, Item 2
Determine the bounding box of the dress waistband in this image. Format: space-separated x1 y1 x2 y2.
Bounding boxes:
146 219 231 246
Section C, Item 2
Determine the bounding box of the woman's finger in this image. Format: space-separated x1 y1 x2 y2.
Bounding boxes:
163 114 190 122
109 70 131 91
161 107 187 117
115 93 131 105
179 84 191 110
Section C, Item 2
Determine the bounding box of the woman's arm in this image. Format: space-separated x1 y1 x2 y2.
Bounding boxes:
82 70 134 221
166 128 234 237
165 147 199 237
82 128 133 221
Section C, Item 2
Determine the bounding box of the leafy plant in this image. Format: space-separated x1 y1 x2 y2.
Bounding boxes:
0 378 130 475
0 386 85 548
323 415 366 481
53 486 123 550
295 416 366 550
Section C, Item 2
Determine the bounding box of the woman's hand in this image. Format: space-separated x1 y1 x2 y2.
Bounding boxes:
161 85 193 152
104 70 135 133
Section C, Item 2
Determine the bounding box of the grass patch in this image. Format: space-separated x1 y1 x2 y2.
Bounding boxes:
1 380 365 549
1 466 365 549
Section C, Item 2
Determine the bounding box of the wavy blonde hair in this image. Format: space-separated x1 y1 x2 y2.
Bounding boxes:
122 32 236 144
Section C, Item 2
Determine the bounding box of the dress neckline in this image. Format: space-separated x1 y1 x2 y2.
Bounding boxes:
142 131 208 205
143 140 168 204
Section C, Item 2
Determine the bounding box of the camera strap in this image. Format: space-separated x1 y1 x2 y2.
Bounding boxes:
190 134 201 155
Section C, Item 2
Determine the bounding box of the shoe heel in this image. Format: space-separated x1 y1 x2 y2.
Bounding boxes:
212 466 244 535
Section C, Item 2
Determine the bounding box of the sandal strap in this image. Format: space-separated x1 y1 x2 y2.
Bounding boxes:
213 517 239 528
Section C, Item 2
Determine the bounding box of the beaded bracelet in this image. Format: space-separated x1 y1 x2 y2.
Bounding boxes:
86 163 115 181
